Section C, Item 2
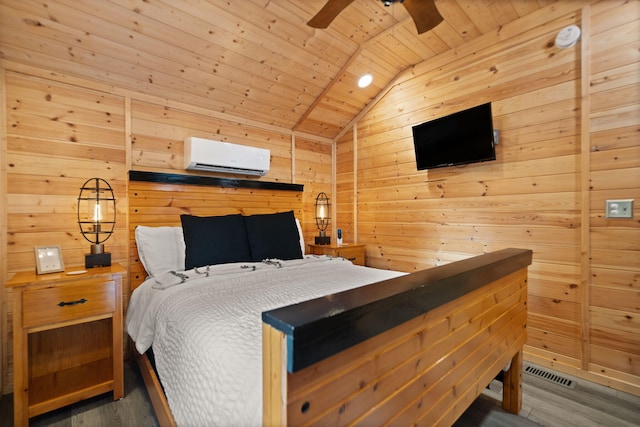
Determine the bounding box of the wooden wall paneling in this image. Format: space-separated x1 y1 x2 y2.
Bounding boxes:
131 101 287 148
131 100 295 183
336 1 640 395
5 73 128 272
295 137 333 245
586 0 640 388
331 141 337 241
590 326 639 360
352 125 358 246
290 135 296 188
590 145 640 172
1 65 8 394
125 96 132 311
580 4 592 372
527 313 581 350
6 178 128 272
335 128 356 244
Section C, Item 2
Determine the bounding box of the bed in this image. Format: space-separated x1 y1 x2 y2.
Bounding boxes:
127 171 532 427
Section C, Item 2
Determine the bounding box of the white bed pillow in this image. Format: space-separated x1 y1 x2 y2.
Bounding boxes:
135 226 186 276
295 218 305 255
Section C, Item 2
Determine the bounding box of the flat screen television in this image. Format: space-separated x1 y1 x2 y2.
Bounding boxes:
412 102 496 170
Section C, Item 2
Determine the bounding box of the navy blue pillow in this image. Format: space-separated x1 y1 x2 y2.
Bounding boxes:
244 211 303 261
180 214 252 269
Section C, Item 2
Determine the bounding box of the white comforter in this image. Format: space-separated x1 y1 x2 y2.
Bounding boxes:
126 255 404 427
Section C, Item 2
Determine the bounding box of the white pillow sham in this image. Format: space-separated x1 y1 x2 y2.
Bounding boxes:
135 226 186 277
295 218 305 255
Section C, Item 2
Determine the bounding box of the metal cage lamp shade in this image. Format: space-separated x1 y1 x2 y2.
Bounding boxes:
314 192 331 245
78 178 116 268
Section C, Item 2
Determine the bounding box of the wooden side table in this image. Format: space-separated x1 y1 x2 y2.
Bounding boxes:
6 264 125 426
307 243 366 266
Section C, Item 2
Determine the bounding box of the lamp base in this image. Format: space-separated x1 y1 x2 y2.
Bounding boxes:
85 252 111 268
314 236 331 245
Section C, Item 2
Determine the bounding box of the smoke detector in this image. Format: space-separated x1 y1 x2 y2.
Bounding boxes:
555 25 581 49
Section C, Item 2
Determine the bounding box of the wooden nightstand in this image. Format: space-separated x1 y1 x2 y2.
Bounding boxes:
307 243 366 266
6 264 125 426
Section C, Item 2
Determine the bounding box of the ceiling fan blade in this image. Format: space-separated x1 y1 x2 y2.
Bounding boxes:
402 0 443 34
307 0 355 29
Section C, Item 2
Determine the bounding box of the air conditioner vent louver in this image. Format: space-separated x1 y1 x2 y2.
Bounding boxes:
184 137 270 176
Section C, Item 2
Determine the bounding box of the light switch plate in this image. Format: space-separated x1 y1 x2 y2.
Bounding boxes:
605 199 634 218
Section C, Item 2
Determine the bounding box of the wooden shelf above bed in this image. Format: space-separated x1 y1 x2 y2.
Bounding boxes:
129 170 303 192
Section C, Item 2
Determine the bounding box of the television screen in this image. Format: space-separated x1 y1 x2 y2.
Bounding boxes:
412 103 496 170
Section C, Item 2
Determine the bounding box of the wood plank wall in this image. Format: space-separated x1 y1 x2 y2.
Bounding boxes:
2 70 128 394
336 0 639 395
129 99 333 234
0 66 332 393
585 0 640 391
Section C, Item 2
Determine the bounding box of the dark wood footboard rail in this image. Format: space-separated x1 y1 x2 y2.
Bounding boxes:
263 248 532 426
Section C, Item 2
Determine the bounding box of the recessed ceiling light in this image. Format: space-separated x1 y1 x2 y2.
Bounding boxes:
358 73 373 88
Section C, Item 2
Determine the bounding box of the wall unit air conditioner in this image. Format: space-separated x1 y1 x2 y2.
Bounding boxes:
184 137 270 176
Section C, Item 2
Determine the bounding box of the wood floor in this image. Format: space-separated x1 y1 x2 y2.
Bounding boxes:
0 362 638 426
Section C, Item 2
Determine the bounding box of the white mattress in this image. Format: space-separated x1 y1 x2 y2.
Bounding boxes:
126 255 404 427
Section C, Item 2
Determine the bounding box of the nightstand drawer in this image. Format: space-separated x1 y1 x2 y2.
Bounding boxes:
335 246 364 265
308 243 366 266
22 280 116 328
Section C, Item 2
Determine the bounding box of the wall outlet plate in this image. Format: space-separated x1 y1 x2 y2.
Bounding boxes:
605 199 634 218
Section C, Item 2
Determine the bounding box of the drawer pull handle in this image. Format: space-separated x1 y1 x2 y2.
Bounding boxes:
347 257 356 261
58 298 87 307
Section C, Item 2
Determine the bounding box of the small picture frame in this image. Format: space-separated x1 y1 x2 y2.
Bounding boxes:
34 245 65 274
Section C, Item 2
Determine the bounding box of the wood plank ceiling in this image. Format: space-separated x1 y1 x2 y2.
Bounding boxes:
0 0 557 140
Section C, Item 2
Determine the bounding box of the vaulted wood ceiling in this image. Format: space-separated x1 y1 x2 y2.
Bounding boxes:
0 0 558 140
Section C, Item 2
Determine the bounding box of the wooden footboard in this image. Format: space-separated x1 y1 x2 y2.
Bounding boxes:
263 248 531 426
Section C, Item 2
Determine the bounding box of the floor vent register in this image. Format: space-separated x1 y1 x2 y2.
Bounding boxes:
524 364 576 389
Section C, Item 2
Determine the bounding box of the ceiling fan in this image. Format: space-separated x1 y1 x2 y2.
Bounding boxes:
308 0 443 35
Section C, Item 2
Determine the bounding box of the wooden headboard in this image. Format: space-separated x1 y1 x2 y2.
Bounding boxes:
128 171 304 289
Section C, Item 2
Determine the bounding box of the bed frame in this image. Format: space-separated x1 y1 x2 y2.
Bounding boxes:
128 171 532 427
128 171 306 426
